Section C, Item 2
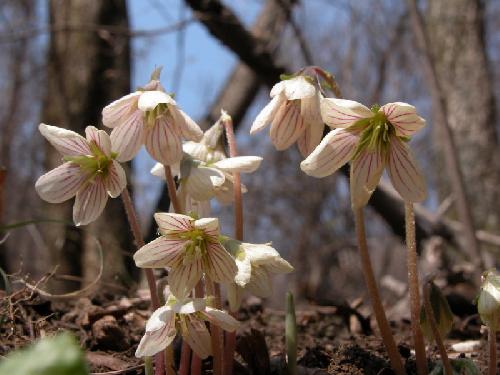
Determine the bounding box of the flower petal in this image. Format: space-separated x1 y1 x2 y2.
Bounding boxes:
381 102 425 137
85 126 112 156
277 76 316 100
194 217 219 235
150 162 166 179
168 259 204 299
185 166 225 201
321 98 372 128
387 136 427 202
145 305 174 332
247 266 272 297
39 124 90 156
205 243 237 284
172 298 206 314
102 92 141 128
300 128 359 178
73 178 108 226
110 110 145 162
145 116 183 166
350 149 385 209
201 307 240 332
212 156 263 174
250 95 285 134
227 283 243 312
270 100 306 150
154 212 194 234
234 256 252 287
133 236 187 268
138 90 174 111
105 160 127 198
35 162 85 203
182 317 212 359
169 105 204 142
298 92 324 157
136 313 176 358
245 243 294 274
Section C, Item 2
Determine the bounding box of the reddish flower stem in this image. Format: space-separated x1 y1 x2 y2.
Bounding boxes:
189 282 205 375
207 278 224 375
354 207 405 375
163 165 182 214
178 342 191 375
405 203 428 375
222 113 242 375
121 188 165 375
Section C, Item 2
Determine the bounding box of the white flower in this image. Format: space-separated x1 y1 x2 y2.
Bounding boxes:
151 123 262 210
133 213 237 298
222 239 294 311
102 70 203 165
301 99 427 208
250 75 324 156
136 296 239 359
35 124 126 226
478 270 500 331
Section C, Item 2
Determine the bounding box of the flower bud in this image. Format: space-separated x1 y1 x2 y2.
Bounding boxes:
420 281 453 341
477 270 500 331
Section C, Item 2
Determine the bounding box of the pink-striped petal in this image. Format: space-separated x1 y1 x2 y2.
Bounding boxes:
169 105 204 142
133 236 187 268
35 162 85 203
298 93 324 157
350 149 385 209
39 124 90 156
201 307 240 332
137 90 174 111
73 178 108 226
194 217 219 236
247 266 272 297
102 92 141 129
105 160 126 198
321 98 372 128
381 102 425 137
205 243 237 284
145 116 183 166
154 212 194 234
85 126 112 156
271 76 316 100
185 166 225 201
110 110 145 162
270 100 306 150
168 259 204 299
136 307 176 357
300 128 359 178
182 317 212 359
250 95 285 134
387 136 427 202
227 283 243 312
172 298 206 314
212 156 263 173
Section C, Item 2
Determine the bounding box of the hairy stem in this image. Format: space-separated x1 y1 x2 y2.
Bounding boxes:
163 165 181 214
121 188 165 375
354 207 405 375
222 112 242 375
488 328 497 375
405 202 428 375
207 279 224 375
423 281 452 375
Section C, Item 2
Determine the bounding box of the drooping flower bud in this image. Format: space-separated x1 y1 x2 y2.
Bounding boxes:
477 270 500 331
420 281 453 341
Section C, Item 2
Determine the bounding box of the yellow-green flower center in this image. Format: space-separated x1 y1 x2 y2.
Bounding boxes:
144 103 170 128
178 228 210 266
64 141 116 180
351 105 397 159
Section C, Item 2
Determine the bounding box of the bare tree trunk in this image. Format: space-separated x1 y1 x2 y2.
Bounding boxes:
427 0 500 230
40 0 134 292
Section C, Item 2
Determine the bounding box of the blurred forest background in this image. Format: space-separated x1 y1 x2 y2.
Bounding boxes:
0 0 499 310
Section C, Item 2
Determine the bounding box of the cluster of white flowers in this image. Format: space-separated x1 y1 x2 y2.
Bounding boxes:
35 69 293 360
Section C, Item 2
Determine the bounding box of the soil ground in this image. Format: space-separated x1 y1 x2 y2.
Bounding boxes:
0 284 495 374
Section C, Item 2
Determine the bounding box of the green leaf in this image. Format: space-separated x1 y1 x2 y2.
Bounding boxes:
0 332 89 375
